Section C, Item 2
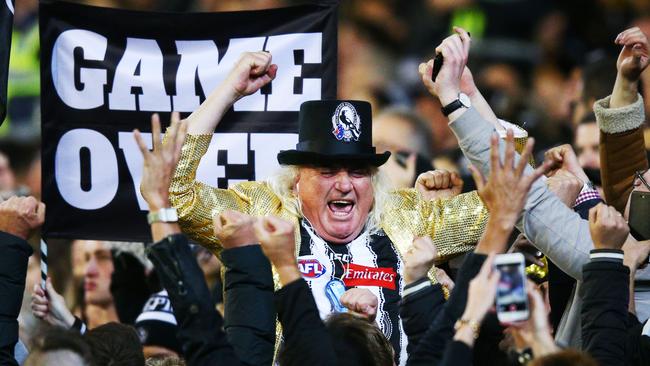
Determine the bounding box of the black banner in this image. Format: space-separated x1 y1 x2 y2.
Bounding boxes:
0 0 13 122
41 1 337 241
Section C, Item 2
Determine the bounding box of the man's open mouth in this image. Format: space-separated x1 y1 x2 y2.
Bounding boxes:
328 199 355 216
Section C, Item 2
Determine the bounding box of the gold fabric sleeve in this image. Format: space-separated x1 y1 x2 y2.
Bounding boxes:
382 189 488 262
168 134 282 254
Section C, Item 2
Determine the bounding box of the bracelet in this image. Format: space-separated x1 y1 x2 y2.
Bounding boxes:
454 318 481 339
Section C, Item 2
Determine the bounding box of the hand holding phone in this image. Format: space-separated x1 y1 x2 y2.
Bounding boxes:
430 31 470 83
459 253 501 329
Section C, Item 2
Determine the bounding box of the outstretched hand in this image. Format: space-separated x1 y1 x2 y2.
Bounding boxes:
616 27 650 82
462 253 500 324
133 112 187 211
470 130 552 229
225 51 278 101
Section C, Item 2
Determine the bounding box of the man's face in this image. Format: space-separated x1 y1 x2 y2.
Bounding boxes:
575 122 600 169
81 241 114 306
296 166 374 243
373 115 419 154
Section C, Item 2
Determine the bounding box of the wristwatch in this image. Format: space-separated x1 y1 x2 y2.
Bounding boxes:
147 208 178 224
441 92 471 116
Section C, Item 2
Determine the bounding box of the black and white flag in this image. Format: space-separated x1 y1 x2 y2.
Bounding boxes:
0 0 14 122
40 1 338 241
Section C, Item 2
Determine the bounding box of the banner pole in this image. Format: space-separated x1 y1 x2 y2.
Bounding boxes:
40 238 47 289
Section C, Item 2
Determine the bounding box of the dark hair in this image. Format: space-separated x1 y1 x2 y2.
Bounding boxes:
25 328 92 366
579 112 597 125
582 56 617 104
530 349 598 366
277 313 394 366
325 313 394 366
84 322 145 366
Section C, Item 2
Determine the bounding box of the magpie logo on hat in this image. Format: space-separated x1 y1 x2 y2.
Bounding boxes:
277 100 390 167
332 102 361 142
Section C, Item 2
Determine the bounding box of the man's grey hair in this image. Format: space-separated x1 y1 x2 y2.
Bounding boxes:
267 165 392 235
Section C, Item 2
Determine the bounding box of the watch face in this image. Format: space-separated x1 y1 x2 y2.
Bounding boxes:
459 93 471 108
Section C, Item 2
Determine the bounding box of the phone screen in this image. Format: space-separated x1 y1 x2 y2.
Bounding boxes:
496 262 527 313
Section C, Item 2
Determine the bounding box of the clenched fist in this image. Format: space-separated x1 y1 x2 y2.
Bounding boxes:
340 288 379 321
225 51 278 101
213 210 258 249
544 144 589 183
254 216 299 285
546 169 583 207
416 169 464 200
253 216 296 269
588 203 630 250
0 196 45 240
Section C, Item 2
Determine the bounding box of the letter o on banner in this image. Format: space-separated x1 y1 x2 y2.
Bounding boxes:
55 129 119 210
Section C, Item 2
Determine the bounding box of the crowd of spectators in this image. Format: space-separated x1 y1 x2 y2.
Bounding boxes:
1 0 650 366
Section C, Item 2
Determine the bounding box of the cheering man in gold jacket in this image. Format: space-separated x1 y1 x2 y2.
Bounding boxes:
165 50 487 364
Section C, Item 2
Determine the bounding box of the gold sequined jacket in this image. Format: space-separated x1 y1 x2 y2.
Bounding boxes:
169 134 489 272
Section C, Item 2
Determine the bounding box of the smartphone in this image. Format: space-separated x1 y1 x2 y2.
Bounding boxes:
430 53 444 82
494 253 529 323
629 191 650 241
430 32 470 82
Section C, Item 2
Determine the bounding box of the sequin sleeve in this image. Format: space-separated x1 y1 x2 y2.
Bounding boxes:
382 189 487 261
168 134 250 253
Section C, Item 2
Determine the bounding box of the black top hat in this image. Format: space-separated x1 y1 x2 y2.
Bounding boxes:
277 100 390 167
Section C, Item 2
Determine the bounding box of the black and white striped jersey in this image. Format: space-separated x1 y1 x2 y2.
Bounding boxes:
297 220 408 365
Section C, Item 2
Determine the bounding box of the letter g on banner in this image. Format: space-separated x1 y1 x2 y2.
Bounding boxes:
55 129 119 210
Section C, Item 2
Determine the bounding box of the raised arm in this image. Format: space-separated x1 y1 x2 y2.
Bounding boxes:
418 27 503 132
186 52 277 134
135 115 245 366
596 27 649 213
167 52 278 252
420 27 593 280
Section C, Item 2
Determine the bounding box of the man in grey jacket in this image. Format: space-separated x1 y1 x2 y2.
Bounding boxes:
418 26 650 348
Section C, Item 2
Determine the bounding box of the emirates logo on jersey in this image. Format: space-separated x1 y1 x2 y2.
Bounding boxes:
343 263 396 290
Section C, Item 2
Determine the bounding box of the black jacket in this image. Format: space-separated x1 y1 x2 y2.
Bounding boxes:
0 232 33 366
399 279 446 355
580 255 630 366
220 245 275 365
406 253 511 366
407 253 487 365
146 234 241 366
274 278 337 366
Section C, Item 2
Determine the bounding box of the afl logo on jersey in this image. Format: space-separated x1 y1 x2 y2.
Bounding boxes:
298 256 327 278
